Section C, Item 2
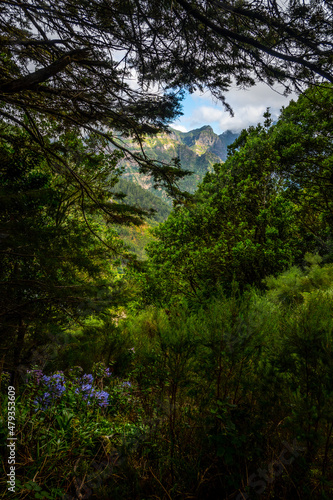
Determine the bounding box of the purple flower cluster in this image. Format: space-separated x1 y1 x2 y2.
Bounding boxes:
75 378 109 407
34 391 52 410
30 368 111 411
33 372 66 410
44 372 66 396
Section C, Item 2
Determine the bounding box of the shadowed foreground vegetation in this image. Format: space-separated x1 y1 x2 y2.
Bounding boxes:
1 260 333 498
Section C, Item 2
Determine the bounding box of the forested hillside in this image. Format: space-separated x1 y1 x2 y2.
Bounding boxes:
1 2 333 499
111 178 171 222
111 179 171 259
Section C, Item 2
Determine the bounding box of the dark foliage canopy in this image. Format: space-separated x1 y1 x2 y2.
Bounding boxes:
0 0 333 198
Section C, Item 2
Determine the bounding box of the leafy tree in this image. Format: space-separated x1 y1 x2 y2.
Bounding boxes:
271 84 333 245
0 124 133 383
145 107 331 304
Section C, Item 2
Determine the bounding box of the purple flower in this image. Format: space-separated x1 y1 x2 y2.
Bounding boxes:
94 390 109 407
33 391 53 411
43 373 66 398
42 375 51 384
54 383 66 397
104 368 112 377
75 383 95 401
82 373 94 384
81 383 94 393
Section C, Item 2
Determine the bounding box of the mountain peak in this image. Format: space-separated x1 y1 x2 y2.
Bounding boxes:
195 125 214 132
186 125 215 136
219 129 238 139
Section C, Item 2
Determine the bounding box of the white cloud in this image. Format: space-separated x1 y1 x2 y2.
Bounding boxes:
185 103 270 132
192 106 225 123
217 105 268 131
176 82 298 133
193 82 294 109
171 124 188 132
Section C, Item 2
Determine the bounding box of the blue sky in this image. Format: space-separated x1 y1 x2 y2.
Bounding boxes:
170 83 297 134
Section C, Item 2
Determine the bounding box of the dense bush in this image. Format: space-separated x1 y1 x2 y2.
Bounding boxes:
2 260 332 499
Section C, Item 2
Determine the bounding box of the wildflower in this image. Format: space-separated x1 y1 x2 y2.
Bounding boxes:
80 383 94 394
42 375 51 384
34 391 52 411
95 390 109 407
122 381 132 388
31 369 110 411
82 373 94 384
44 373 66 398
53 383 66 397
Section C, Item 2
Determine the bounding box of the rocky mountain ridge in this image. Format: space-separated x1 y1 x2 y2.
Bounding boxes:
120 125 239 200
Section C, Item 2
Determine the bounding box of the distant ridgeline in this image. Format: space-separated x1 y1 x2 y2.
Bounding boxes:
117 126 239 204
